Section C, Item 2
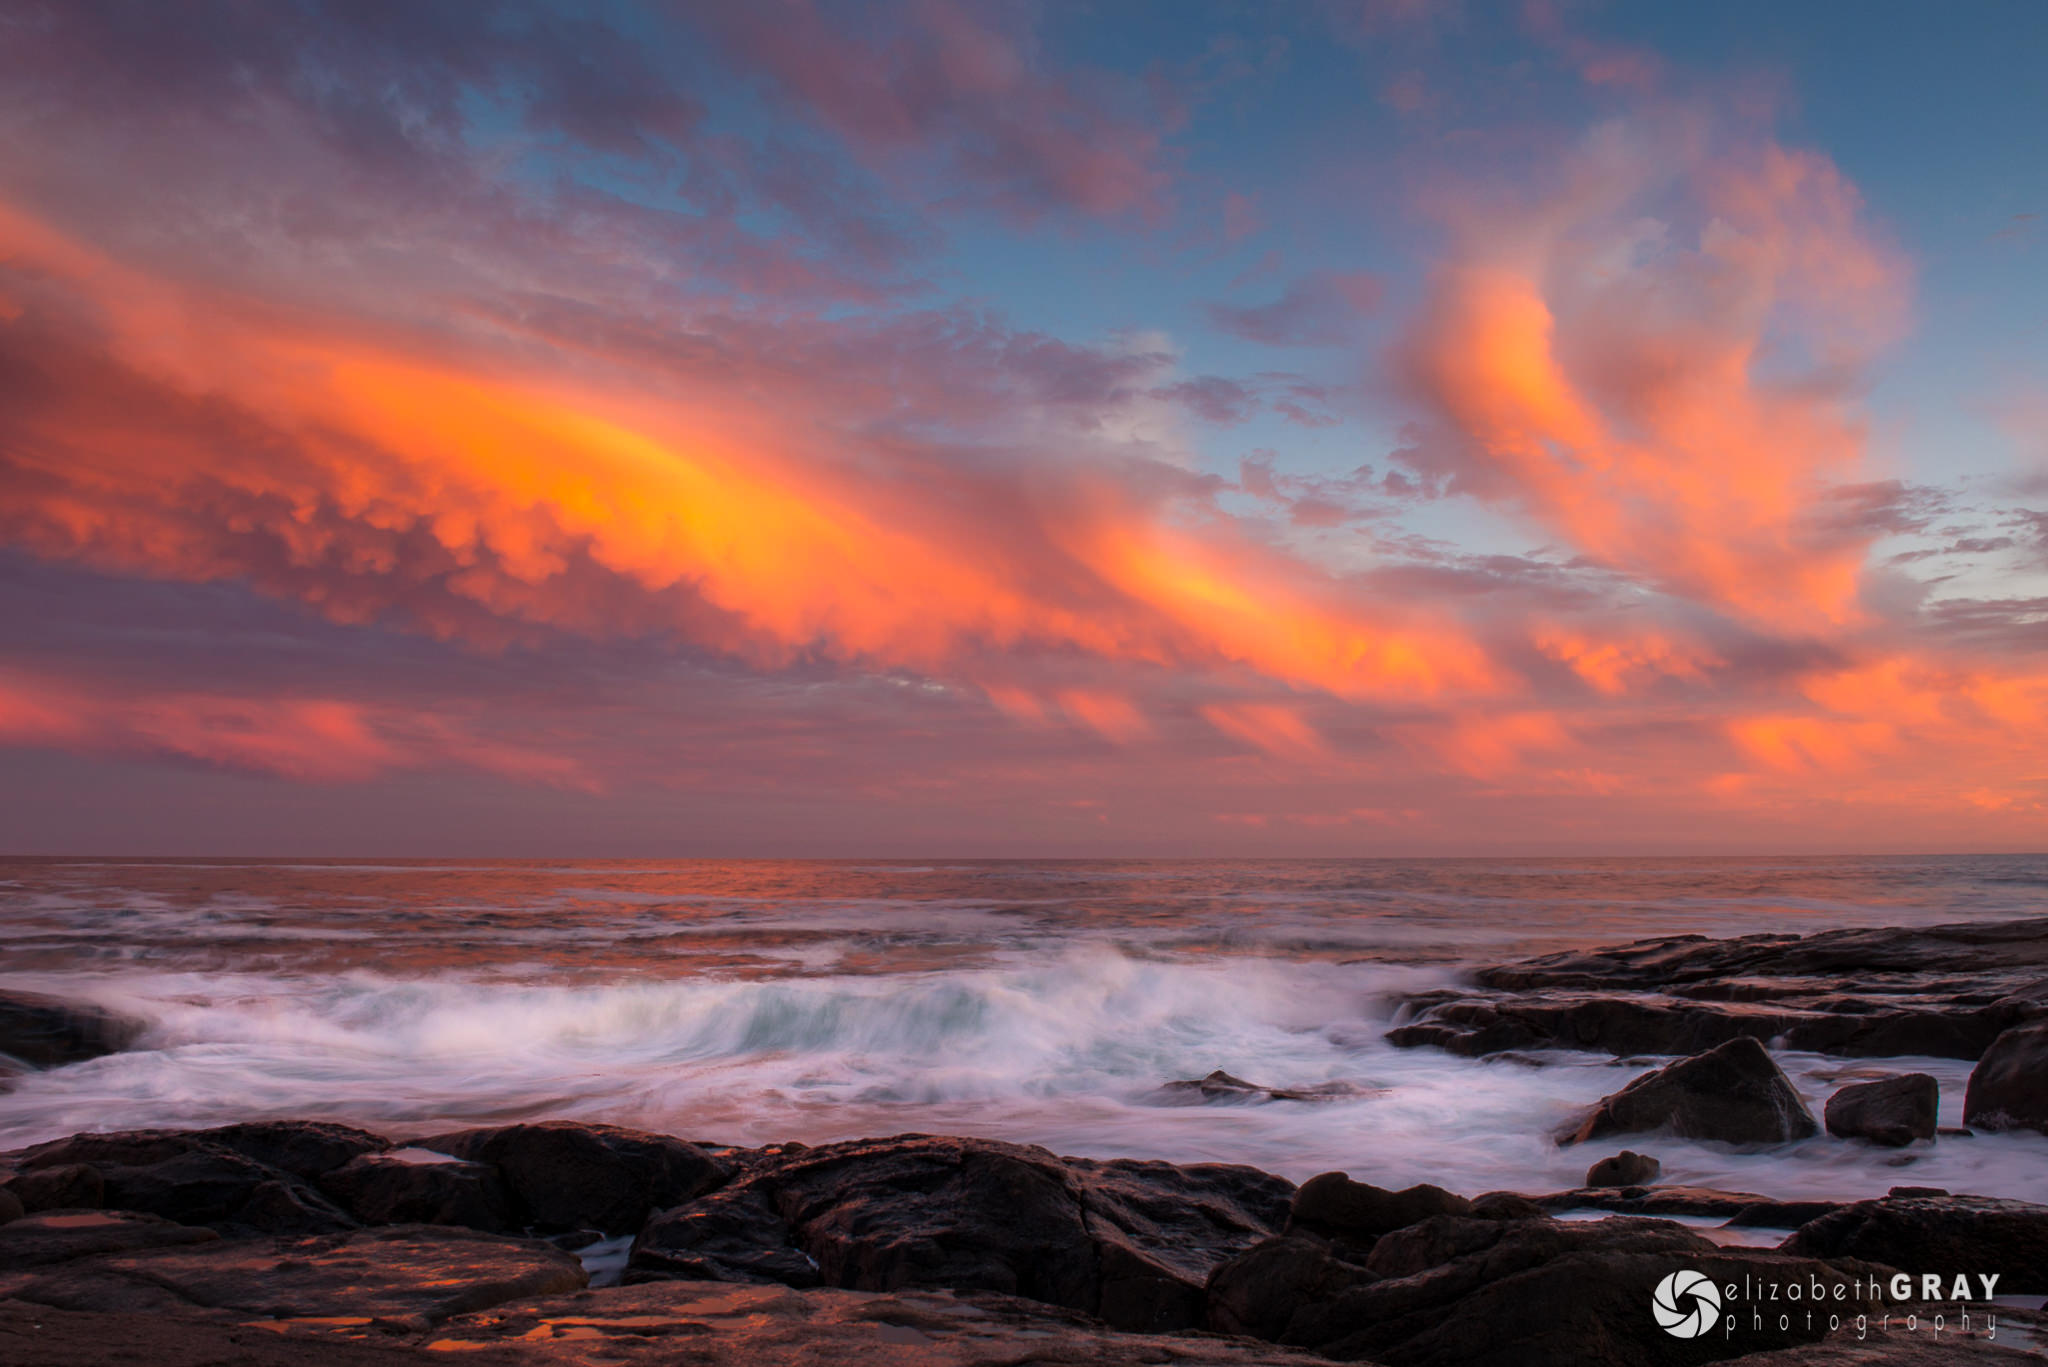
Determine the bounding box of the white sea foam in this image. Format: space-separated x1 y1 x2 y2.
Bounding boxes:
5 949 2046 1207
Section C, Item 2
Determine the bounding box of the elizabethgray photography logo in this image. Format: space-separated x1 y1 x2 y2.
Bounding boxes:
1653 1266 2006 1344
1653 1269 1722 1338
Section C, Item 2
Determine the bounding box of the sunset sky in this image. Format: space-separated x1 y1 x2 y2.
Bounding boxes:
2 0 2046 855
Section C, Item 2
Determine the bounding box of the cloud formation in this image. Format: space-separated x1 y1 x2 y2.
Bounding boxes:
0 1 2045 851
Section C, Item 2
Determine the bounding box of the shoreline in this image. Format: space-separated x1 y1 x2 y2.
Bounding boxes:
5 915 2048 1363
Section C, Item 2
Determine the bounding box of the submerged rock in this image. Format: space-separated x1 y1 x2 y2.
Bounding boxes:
1585 1150 1660 1187
0 990 149 1067
1964 1020 2048 1134
420 1121 730 1235
1824 1073 1938 1147
1559 1037 1819 1146
1155 1069 1378 1105
1782 1191 2048 1295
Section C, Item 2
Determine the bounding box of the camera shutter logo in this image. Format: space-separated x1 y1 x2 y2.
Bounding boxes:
1652 1269 1721 1338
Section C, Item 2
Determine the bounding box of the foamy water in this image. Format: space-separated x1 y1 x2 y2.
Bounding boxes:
3 856 2047 1205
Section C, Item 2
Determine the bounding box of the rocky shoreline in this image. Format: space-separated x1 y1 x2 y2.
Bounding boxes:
4 916 2048 1365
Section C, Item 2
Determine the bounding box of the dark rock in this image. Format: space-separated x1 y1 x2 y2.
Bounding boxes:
1783 1192 2048 1295
419 1121 729 1235
0 1223 586 1325
1155 1069 1379 1104
1204 1234 1376 1341
1964 1020 2048 1134
1391 918 2048 1062
0 1209 219 1269
1560 1037 1819 1146
1585 1150 1660 1187
432 1279 1339 1365
1363 1214 1510 1278
317 1153 513 1231
0 1187 21 1225
6 1128 359 1236
631 1185 822 1287
1825 1074 1938 1147
3 1162 104 1212
196 1120 390 1178
1725 1199 1844 1228
1535 1185 1780 1218
1285 1171 1472 1252
0 990 148 1066
1468 1191 1549 1221
626 1134 1291 1334
1217 1214 1881 1366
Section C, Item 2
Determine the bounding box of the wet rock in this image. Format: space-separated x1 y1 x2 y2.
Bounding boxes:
630 1185 822 1286
1724 1199 1845 1227
419 1122 729 1235
1155 1070 1378 1104
1559 1037 1819 1146
0 990 148 1066
1217 1214 1879 1367
196 1120 390 1179
1363 1214 1512 1279
1585 1150 1660 1187
1782 1192 2048 1295
0 1209 219 1269
318 1152 513 1232
1285 1172 1472 1252
6 1122 389 1236
1468 1191 1548 1221
430 1280 1338 1365
1535 1185 1780 1218
3 1162 103 1213
626 1134 1290 1335
1391 918 2048 1061
1825 1074 1938 1147
1963 1020 2048 1134
1204 1234 1375 1340
0 1223 586 1325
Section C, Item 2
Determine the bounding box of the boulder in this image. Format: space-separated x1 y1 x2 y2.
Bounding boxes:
0 1186 20 1225
7 1133 356 1236
1210 1214 1881 1367
1824 1074 1938 1147
419 1121 729 1234
1964 1021 2048 1134
627 1134 1292 1334
1285 1172 1472 1252
3 1162 104 1213
1204 1234 1376 1341
0 990 148 1066
317 1151 513 1231
0 1223 586 1325
1585 1150 1660 1187
1559 1037 1818 1146
1782 1192 2048 1295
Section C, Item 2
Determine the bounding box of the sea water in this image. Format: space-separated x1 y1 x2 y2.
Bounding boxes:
2 855 2046 1205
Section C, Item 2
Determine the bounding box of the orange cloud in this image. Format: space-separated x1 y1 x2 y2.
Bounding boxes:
1396 117 1908 632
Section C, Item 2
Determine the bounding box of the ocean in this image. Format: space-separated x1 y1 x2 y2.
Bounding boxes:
4 855 2047 1208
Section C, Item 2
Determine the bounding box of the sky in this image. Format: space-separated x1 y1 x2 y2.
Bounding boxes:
1 0 2046 857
